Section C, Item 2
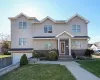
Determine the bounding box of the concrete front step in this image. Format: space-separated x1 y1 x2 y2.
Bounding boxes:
59 55 72 58
58 55 73 61
58 58 73 61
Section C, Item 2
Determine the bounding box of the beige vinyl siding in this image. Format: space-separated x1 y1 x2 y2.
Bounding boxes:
33 39 57 50
33 17 87 37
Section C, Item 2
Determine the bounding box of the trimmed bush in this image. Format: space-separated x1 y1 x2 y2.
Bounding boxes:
71 51 76 59
47 51 58 61
84 49 94 57
32 51 40 58
20 54 28 66
50 49 59 55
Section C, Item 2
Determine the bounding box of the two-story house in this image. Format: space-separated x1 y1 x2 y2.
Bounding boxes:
9 13 89 64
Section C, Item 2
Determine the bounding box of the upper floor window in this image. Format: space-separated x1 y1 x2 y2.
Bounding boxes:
19 38 27 45
19 22 27 29
72 25 81 32
44 25 52 33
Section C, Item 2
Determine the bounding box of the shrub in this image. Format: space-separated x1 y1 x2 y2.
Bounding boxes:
47 51 58 61
4 51 11 55
32 51 40 58
20 54 28 66
77 56 86 60
71 51 76 59
84 49 94 57
50 49 59 55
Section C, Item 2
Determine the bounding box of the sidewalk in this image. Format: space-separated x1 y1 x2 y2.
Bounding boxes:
37 61 100 80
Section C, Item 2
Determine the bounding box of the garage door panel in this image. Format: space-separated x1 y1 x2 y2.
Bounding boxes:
13 53 32 64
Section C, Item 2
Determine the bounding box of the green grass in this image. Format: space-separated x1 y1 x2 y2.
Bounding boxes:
0 55 11 58
77 59 100 77
0 64 76 80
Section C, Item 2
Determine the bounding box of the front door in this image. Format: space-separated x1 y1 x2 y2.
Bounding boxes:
60 41 65 54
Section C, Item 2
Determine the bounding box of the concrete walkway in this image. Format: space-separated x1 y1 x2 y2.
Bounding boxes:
36 61 100 80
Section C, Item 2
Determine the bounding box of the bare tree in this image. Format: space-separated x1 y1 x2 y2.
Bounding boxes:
0 33 11 54
0 33 11 42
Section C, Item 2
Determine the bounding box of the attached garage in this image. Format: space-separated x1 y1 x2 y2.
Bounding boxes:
12 53 32 64
9 48 33 64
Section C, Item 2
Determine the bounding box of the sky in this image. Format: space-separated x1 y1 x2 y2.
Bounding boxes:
0 0 100 43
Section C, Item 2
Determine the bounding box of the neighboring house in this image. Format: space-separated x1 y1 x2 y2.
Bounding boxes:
88 44 97 50
88 42 100 51
8 13 90 64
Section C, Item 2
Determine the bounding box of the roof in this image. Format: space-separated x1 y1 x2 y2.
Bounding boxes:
9 48 33 51
66 13 89 24
8 13 39 21
73 36 90 38
94 42 100 49
8 13 89 24
88 44 93 47
32 35 89 39
33 36 55 38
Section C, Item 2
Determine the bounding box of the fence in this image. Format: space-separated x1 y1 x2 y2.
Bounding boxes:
0 57 12 69
0 63 19 76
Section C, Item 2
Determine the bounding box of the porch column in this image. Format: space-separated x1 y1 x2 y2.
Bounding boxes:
69 38 71 56
58 38 60 54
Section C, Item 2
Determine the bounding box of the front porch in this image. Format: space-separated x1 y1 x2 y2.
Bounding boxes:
56 31 73 57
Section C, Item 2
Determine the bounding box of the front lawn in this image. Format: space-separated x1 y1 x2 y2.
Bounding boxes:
77 59 100 77
0 55 11 58
0 64 76 80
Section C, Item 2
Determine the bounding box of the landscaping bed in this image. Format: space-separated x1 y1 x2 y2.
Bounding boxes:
0 64 76 80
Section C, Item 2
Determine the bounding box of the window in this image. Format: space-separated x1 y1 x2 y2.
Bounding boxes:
19 22 27 29
44 43 52 50
44 25 47 33
72 25 81 32
19 38 27 45
19 22 23 29
72 41 81 49
44 25 52 33
48 25 52 33
23 38 27 45
23 22 27 29
19 38 23 45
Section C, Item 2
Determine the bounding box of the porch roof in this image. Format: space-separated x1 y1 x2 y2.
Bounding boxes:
56 31 74 38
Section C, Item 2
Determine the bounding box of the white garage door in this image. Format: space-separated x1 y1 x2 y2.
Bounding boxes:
12 53 32 64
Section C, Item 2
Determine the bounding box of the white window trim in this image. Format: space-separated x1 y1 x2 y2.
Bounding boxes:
19 21 27 29
44 25 52 33
19 38 27 45
72 25 81 32
72 41 81 49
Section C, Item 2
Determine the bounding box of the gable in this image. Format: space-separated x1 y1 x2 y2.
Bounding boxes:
8 13 37 20
66 14 89 24
56 31 73 38
58 33 71 38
